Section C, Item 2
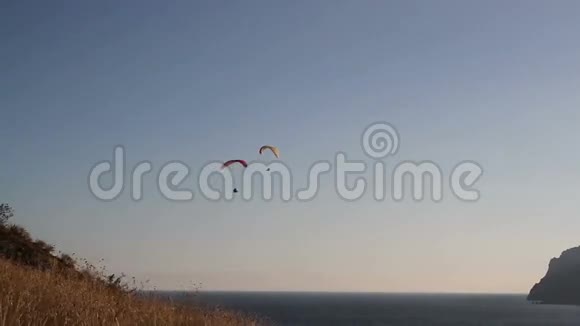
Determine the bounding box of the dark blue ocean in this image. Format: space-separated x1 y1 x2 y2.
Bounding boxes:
158 292 580 325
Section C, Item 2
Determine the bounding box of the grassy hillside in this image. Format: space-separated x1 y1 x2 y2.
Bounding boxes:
0 204 261 326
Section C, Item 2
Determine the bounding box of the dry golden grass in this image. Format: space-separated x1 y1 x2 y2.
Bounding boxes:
0 258 262 326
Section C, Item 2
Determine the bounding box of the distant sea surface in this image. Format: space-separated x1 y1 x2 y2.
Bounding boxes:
160 292 580 325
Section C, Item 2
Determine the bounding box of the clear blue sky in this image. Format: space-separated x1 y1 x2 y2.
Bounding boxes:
1 0 580 292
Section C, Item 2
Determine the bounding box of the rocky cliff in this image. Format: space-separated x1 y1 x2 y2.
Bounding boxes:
528 246 580 305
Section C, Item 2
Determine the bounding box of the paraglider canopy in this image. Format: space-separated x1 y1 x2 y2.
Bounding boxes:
259 145 280 158
222 160 248 169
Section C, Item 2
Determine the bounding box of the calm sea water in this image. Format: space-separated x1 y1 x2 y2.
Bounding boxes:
161 292 580 325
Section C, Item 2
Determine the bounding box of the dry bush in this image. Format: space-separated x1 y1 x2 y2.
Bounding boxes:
0 258 263 326
0 204 263 325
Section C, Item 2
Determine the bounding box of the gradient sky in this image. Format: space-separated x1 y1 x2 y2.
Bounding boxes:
1 0 580 293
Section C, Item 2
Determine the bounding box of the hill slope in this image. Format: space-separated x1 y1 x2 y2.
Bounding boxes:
0 204 261 325
0 257 258 325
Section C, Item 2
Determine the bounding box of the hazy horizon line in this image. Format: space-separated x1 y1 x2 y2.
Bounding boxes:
149 290 528 296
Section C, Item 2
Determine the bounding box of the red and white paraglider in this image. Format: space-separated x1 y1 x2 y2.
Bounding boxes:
221 160 248 193
221 159 248 169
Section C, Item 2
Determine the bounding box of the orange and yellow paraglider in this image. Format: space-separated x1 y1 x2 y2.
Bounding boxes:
259 145 280 158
